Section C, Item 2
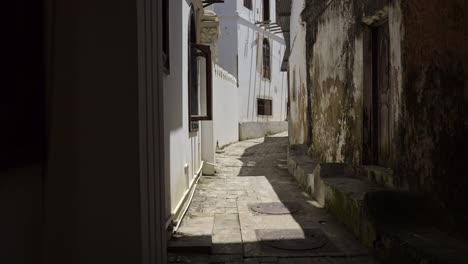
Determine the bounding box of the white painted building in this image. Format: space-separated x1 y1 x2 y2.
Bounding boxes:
214 0 288 140
163 0 239 231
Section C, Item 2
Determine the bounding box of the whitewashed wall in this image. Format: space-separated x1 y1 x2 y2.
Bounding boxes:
213 5 238 77
201 64 239 164
213 65 239 148
288 0 308 145
163 0 201 216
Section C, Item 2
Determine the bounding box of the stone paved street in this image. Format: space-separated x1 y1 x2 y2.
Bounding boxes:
169 132 379 264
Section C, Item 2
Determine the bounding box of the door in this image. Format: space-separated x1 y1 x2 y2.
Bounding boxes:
373 21 391 167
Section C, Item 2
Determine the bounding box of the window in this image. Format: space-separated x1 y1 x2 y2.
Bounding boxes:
263 0 270 21
257 98 272 116
262 38 270 79
188 6 213 132
244 0 252 10
162 0 169 72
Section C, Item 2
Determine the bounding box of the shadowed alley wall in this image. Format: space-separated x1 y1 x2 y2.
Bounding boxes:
396 0 467 226
44 0 141 261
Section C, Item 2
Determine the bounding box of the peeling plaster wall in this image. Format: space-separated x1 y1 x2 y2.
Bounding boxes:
301 0 403 165
304 0 369 164
288 0 309 145
396 0 468 224
300 0 467 230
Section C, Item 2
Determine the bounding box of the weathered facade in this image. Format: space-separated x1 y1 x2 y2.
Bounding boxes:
284 0 467 235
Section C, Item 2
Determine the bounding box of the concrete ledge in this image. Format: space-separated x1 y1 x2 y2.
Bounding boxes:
239 121 287 141
287 145 468 264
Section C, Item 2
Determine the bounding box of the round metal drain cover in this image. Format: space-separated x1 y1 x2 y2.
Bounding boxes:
249 202 301 215
258 229 328 251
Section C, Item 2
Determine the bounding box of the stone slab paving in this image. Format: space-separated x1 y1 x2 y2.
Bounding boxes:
169 132 379 264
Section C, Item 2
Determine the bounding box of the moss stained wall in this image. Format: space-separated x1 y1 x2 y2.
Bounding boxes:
302 0 394 164
304 0 359 164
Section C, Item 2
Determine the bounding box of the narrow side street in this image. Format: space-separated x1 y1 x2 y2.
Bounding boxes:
169 132 378 264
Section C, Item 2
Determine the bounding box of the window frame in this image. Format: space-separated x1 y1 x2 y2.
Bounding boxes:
244 0 252 10
189 44 213 122
188 6 213 132
257 98 273 116
262 38 271 80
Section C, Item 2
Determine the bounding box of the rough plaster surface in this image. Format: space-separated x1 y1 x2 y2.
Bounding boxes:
306 0 366 164
288 0 310 146
295 0 467 236
396 0 468 231
299 0 403 166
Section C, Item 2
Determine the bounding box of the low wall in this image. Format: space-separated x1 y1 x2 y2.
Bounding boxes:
239 121 288 140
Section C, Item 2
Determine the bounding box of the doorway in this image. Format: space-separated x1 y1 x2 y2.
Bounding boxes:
363 20 392 167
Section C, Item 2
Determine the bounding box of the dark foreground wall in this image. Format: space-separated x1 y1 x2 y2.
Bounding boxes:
396 0 468 223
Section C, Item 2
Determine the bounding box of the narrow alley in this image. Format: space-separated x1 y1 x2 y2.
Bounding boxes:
5 0 467 263
169 132 377 264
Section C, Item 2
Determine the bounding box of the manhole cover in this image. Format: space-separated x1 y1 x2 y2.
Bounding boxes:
249 202 301 215
257 229 328 251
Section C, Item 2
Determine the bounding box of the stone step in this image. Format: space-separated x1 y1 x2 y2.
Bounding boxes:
168 215 214 254
168 235 212 254
287 145 468 264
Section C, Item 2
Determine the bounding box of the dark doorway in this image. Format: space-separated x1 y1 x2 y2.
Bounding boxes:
263 0 270 21
363 21 391 167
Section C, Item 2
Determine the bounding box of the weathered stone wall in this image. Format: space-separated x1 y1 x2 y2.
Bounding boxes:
396 0 468 222
304 0 358 164
288 0 310 146
300 0 467 228
303 0 396 164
